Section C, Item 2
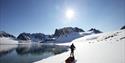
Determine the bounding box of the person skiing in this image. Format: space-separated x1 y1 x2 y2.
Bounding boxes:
65 43 76 63
70 43 75 57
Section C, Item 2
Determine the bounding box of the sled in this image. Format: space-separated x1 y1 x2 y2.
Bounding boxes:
65 56 76 63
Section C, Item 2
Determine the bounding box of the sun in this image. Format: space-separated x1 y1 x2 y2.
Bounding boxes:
65 9 75 19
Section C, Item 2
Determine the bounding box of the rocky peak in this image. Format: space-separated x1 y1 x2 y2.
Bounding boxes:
17 32 31 40
54 27 84 37
88 28 102 34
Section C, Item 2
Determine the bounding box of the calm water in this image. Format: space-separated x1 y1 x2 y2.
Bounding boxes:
0 43 69 63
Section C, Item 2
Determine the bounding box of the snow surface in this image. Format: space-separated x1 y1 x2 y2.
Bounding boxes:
0 37 18 44
34 29 125 63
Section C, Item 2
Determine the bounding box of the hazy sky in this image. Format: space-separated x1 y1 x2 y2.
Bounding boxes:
0 0 125 36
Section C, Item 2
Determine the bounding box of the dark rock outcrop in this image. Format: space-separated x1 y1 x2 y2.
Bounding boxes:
120 25 125 30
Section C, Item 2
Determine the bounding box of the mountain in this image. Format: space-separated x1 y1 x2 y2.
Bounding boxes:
120 25 125 30
17 33 52 42
31 33 45 42
17 32 48 42
0 31 16 39
54 27 84 37
53 27 85 42
88 28 102 34
17 33 31 40
0 31 18 44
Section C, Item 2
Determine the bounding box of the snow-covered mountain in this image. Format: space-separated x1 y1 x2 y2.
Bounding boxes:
0 31 18 44
53 27 85 42
53 27 84 37
0 31 16 39
35 29 125 63
17 33 31 40
17 32 46 42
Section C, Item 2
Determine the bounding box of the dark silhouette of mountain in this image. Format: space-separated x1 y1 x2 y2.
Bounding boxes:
120 25 125 30
0 31 16 39
88 28 102 34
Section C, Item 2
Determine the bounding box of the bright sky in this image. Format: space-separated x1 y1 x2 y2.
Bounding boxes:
0 0 125 36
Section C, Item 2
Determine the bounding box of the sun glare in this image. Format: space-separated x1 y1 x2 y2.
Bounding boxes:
65 9 75 19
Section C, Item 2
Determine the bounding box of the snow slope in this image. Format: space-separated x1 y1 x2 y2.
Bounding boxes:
55 32 81 42
34 29 125 63
0 37 18 44
55 31 100 43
